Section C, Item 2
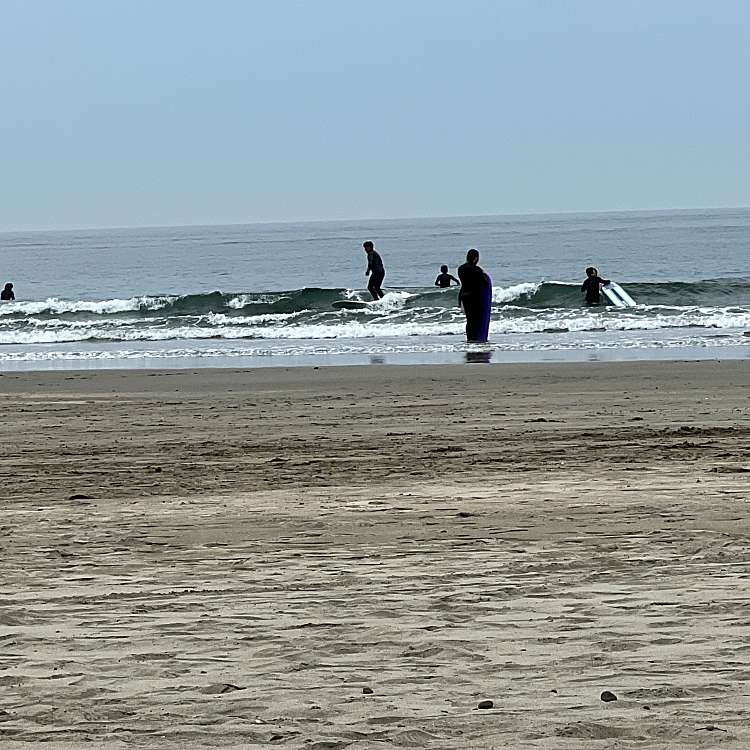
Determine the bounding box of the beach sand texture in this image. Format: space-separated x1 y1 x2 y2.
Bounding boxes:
1 361 749 748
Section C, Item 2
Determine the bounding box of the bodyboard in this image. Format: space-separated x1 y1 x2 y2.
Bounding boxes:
476 274 492 342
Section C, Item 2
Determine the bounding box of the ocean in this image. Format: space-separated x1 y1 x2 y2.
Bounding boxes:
1 208 749 370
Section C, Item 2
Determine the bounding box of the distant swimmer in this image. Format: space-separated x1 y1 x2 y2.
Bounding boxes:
434 265 460 288
458 249 491 342
1 282 14 301
363 241 385 300
581 267 610 306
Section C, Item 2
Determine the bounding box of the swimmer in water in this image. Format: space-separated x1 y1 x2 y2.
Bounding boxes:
434 265 460 288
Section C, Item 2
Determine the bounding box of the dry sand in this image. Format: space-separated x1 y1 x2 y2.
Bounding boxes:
1 360 749 749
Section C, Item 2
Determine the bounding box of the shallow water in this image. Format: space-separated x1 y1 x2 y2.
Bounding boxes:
1 208 749 368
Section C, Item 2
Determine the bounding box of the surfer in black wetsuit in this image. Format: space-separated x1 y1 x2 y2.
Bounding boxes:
363 241 385 300
457 249 490 342
581 267 610 306
435 265 460 288
1 282 14 301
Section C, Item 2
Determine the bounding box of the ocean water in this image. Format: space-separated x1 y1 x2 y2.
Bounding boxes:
1 208 749 369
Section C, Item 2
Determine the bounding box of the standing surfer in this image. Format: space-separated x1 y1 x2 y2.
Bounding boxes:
363 241 385 300
457 249 491 342
581 267 610 306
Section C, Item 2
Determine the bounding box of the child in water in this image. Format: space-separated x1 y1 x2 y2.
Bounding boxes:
434 265 460 288
581 267 610 306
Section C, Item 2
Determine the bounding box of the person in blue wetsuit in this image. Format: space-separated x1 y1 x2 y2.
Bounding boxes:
363 241 385 300
435 265 460 288
581 267 610 306
457 249 490 342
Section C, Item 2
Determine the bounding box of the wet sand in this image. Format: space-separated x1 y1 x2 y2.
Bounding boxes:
1 360 749 748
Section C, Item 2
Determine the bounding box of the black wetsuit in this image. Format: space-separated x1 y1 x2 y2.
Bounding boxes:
435 272 459 288
366 251 385 300
457 262 489 341
0 288 14 301
581 275 610 305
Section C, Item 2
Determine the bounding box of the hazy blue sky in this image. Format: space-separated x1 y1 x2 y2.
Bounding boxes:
1 0 748 230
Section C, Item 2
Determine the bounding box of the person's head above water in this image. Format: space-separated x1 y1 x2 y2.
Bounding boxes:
363 241 374 253
440 265 448 273
466 248 479 265
585 266 597 277
3 283 12 291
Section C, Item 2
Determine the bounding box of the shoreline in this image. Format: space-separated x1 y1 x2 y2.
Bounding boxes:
1 336 748 372
1 355 749 391
2 359 750 747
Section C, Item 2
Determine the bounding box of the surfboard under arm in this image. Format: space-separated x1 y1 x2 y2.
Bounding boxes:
601 284 626 308
609 282 636 306
602 282 636 308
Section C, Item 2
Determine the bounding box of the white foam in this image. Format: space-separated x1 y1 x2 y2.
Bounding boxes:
0 319 462 345
203 312 299 325
492 281 542 304
0 296 175 316
2 300 750 345
226 293 283 308
343 288 366 301
368 290 415 311
2 332 749 365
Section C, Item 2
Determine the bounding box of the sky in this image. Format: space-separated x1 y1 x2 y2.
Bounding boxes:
1 0 749 231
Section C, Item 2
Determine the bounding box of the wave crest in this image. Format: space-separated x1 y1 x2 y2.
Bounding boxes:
2 279 750 347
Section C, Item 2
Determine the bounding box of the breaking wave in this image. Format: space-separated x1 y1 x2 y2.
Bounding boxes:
1 279 750 346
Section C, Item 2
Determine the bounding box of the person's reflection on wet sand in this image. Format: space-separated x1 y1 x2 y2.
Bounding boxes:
465 350 493 364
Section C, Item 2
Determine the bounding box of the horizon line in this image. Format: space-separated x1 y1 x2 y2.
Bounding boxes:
1 203 749 236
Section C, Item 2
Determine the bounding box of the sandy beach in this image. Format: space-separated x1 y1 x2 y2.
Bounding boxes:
1 360 749 749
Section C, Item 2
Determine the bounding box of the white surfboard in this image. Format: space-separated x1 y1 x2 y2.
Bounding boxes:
602 282 636 308
601 285 625 307
610 282 636 307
